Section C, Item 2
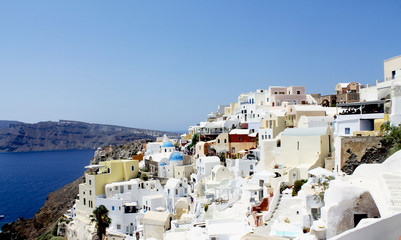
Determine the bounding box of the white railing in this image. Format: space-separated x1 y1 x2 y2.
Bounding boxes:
263 181 284 222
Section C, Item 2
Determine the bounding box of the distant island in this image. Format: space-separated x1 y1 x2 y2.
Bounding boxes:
0 120 180 152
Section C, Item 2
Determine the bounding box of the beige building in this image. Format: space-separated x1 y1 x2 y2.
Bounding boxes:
195 141 208 158
285 105 327 128
174 165 194 180
76 160 139 222
212 132 229 153
259 110 286 140
277 127 333 182
142 211 174 240
384 54 401 81
224 102 238 116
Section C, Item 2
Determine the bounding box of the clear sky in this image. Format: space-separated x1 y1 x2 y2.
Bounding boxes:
0 1 400 132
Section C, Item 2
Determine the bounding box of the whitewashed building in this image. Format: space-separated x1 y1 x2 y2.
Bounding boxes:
164 178 191 213
96 179 163 238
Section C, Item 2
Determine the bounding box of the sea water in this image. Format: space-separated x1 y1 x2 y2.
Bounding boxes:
0 149 95 229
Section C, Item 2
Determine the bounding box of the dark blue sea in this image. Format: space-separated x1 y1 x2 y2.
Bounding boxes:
0 149 95 229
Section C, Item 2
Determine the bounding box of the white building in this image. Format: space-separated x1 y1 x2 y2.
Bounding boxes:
226 158 256 178
96 179 163 238
277 127 333 183
334 101 384 137
320 150 401 239
191 156 221 184
164 178 191 213
298 115 334 128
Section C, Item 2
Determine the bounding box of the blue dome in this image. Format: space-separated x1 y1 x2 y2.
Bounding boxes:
163 142 174 148
160 162 167 166
170 152 183 161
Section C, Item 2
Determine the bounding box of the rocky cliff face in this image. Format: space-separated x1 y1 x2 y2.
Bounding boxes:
0 120 180 152
0 141 145 240
340 136 390 175
0 120 20 130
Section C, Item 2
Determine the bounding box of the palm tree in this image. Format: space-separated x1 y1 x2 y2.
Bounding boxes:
90 205 111 240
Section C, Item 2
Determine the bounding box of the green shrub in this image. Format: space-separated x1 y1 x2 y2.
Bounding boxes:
292 179 307 196
38 232 53 240
204 204 209 212
139 172 148 181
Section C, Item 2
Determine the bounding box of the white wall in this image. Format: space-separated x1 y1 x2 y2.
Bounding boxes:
390 96 401 126
330 212 401 240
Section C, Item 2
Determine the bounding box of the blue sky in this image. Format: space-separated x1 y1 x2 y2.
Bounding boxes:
0 1 400 132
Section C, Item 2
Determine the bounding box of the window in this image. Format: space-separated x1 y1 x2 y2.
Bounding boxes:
83 198 86 205
224 139 227 143
131 166 135 171
345 128 350 135
297 141 299 150
297 90 301 94
238 137 242 141
218 139 220 144
232 147 235 153
89 180 91 185
262 135 264 140
117 224 121 230
89 190 92 195
266 97 269 102
128 185 131 190
112 206 115 211
176 189 178 195
268 135 271 139
250 165 253 170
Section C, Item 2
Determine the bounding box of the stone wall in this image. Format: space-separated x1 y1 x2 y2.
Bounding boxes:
340 136 388 175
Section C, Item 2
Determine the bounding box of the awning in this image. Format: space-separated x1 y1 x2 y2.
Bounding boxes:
308 167 334 177
84 164 103 169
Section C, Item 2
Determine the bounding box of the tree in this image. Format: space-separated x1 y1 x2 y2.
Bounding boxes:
381 121 401 157
90 205 111 240
186 133 199 151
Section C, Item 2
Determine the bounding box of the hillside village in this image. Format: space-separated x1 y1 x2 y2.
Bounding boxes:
64 55 401 240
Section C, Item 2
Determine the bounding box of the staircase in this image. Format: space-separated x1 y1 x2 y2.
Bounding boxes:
263 193 283 233
383 173 401 212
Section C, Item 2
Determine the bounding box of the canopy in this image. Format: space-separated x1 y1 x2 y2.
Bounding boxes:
84 164 103 169
308 167 334 177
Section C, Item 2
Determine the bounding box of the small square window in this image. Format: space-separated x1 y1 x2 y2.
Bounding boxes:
345 128 350 135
